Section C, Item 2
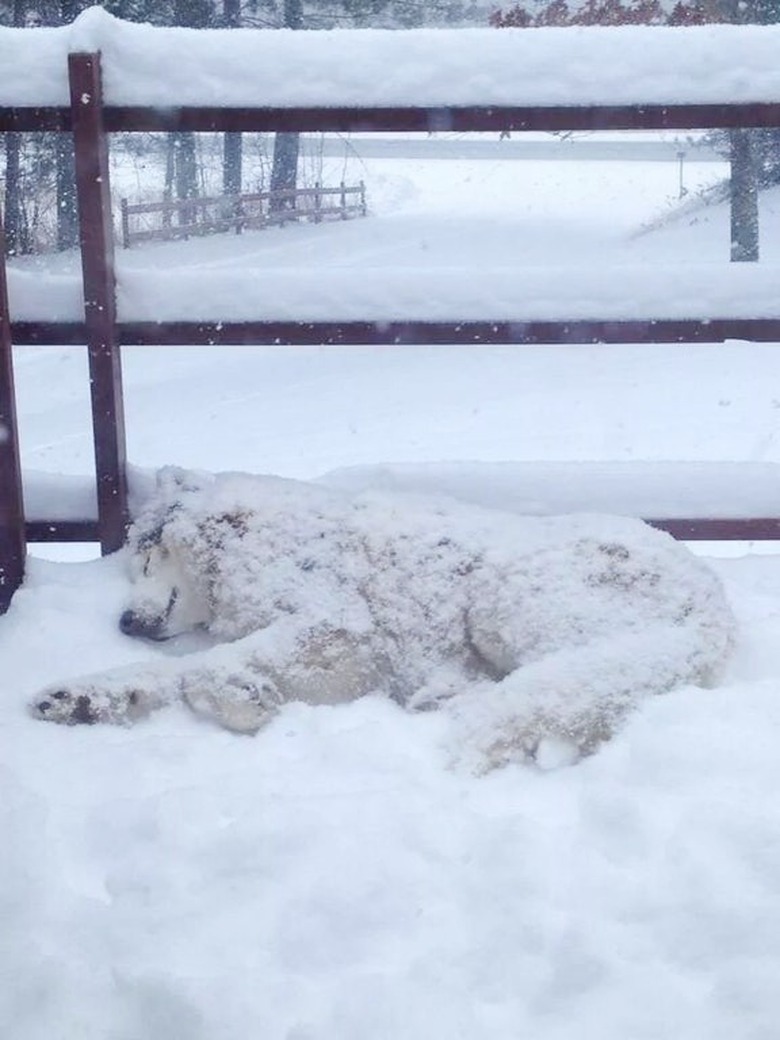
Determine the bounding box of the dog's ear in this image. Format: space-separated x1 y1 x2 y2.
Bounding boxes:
156 466 207 498
130 496 190 553
133 514 169 552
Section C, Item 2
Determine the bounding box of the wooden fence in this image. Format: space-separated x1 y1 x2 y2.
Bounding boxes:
120 182 367 248
3 49 780 611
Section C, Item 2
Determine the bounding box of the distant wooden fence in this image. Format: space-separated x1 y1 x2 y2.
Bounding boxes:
4 49 780 611
120 182 367 248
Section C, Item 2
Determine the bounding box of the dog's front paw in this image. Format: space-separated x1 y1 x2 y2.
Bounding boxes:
32 687 101 725
182 671 283 734
31 680 159 727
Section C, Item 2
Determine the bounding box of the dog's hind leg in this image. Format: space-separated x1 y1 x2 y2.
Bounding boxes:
446 619 733 773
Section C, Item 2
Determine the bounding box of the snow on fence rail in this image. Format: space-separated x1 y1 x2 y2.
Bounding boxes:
4 13 780 610
120 182 367 248
5 9 780 110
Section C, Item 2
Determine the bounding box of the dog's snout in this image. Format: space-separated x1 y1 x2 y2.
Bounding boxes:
119 609 142 636
119 608 170 642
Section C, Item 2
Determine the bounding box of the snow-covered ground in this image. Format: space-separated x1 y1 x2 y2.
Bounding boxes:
15 142 780 323
5 140 780 1040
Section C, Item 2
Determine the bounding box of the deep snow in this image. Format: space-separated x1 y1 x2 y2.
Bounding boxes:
4 103 780 1040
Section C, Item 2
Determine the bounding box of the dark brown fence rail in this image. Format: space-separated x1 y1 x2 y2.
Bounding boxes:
3 50 780 611
120 181 367 248
5 101 780 134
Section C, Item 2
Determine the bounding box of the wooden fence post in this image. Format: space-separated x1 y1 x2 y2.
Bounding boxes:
0 215 25 612
359 179 367 216
120 197 130 249
69 52 128 555
340 181 347 219
162 198 173 238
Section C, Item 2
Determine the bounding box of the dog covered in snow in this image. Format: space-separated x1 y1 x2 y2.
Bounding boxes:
31 468 736 769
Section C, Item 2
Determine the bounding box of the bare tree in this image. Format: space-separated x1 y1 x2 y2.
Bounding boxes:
723 0 760 261
269 0 303 210
55 0 81 250
164 0 212 221
222 0 243 198
3 0 25 255
730 129 759 262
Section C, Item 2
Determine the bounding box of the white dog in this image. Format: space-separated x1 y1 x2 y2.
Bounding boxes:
31 468 736 769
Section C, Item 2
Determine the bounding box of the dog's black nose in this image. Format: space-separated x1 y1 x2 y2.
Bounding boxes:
118 607 150 636
119 609 139 635
119 608 169 641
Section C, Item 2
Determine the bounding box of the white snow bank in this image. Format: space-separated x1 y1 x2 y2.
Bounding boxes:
22 460 780 525
10 262 780 324
23 471 97 521
321 460 780 520
7 266 83 323
2 7 780 109
115 263 780 323
22 467 154 521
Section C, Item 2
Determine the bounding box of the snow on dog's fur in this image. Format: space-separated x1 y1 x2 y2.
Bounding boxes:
31 468 736 769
